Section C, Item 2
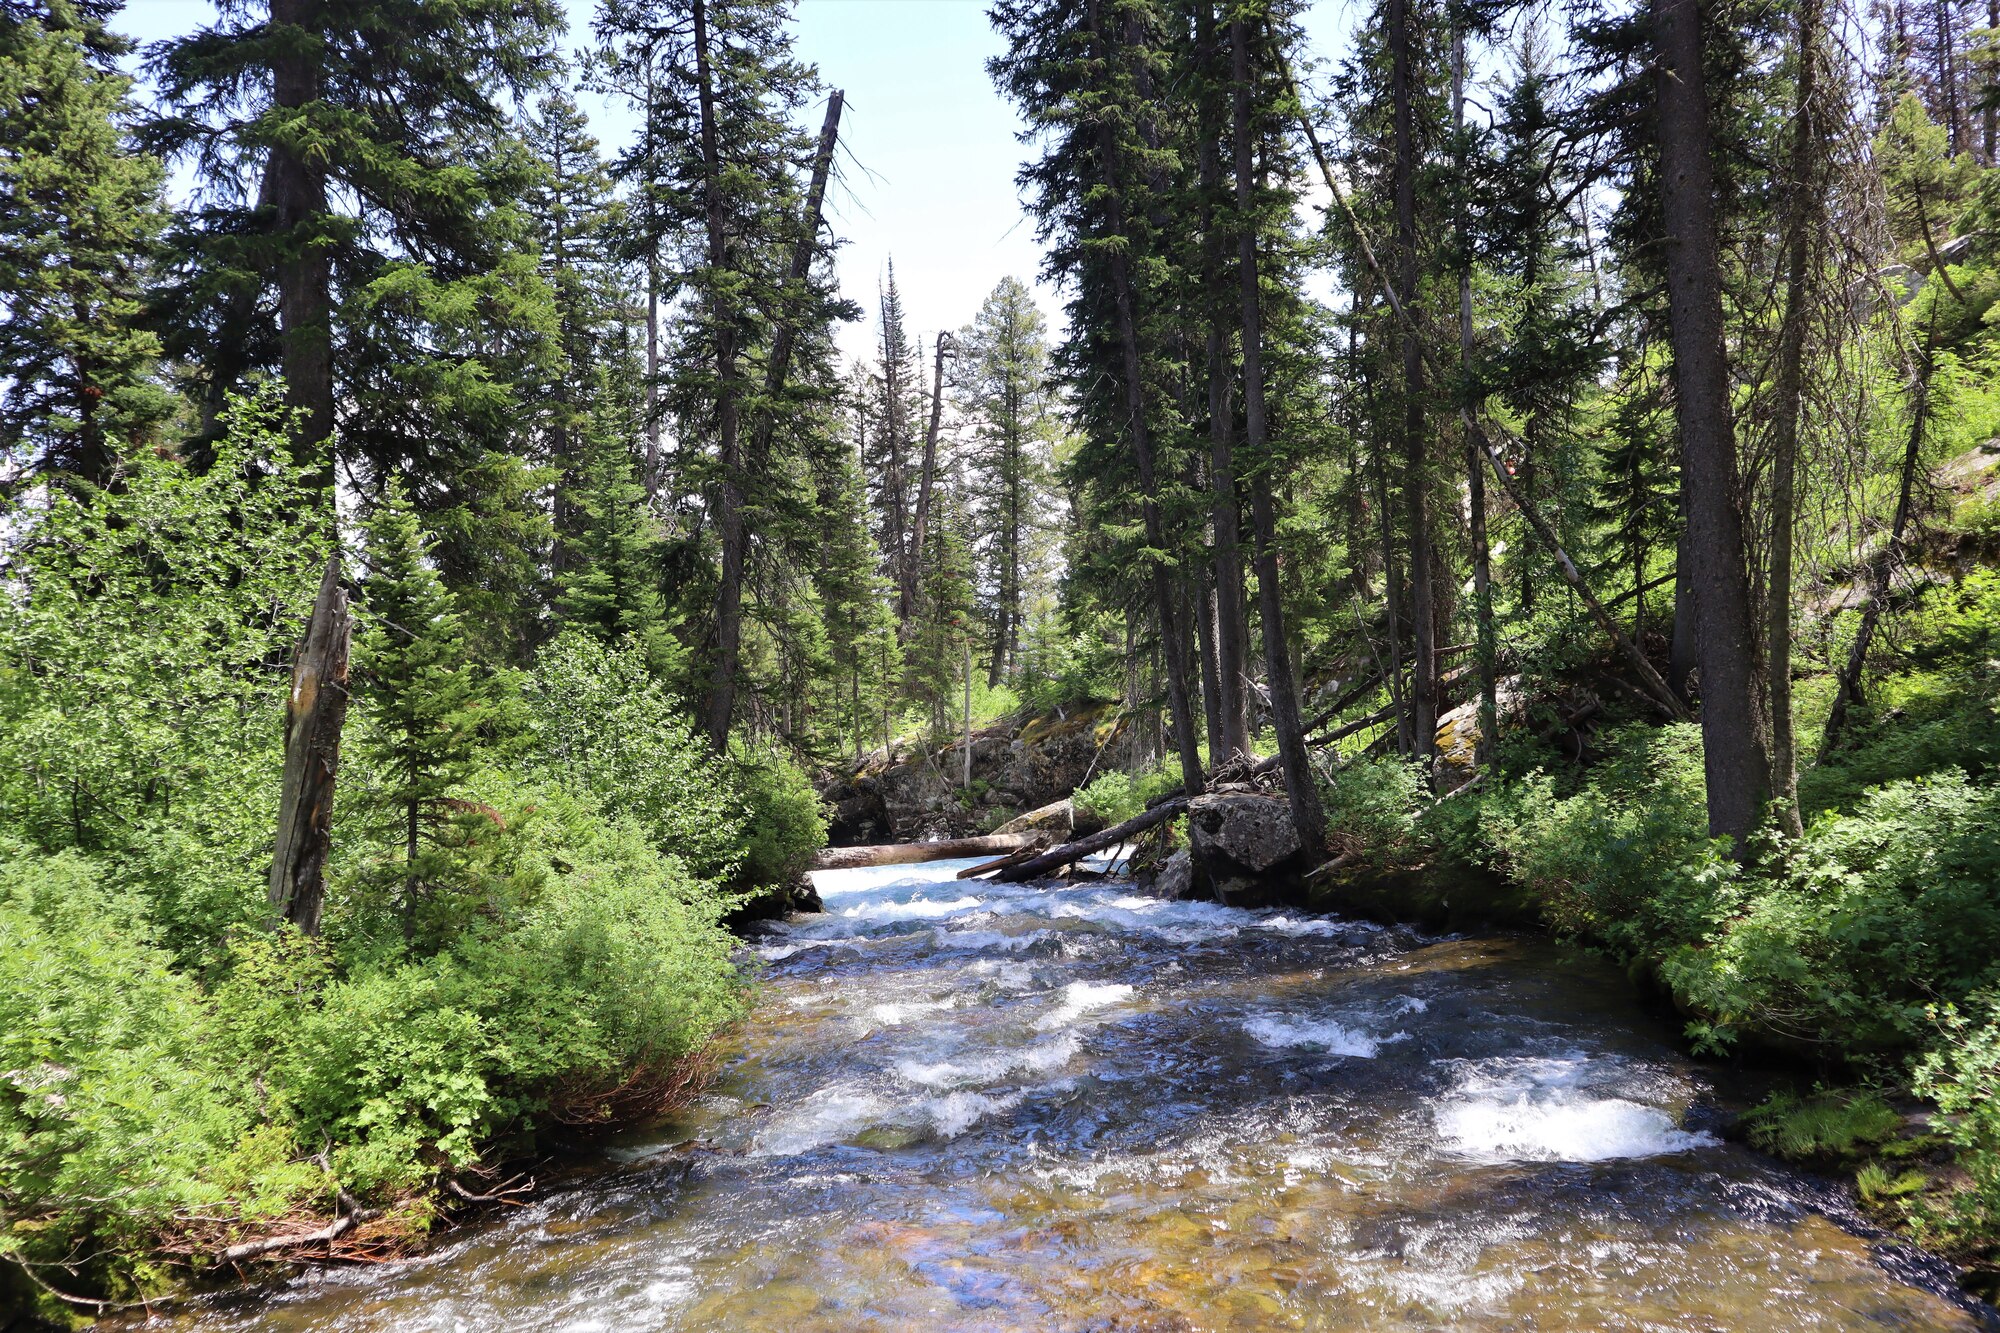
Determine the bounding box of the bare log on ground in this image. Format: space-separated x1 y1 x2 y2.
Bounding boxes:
810 833 1046 872
993 798 1190 882
219 1192 377 1266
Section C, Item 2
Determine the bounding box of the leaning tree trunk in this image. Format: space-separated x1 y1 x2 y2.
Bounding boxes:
1654 0 1772 851
269 554 351 936
1820 313 1936 760
1232 12 1327 851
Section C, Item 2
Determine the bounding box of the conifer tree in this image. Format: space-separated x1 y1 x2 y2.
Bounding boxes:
354 479 519 938
0 2 173 488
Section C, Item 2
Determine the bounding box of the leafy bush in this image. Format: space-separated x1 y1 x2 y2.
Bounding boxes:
727 750 829 891
1319 755 1425 863
1075 755 1186 826
523 631 749 879
1914 994 2000 1246
1686 772 2000 1051
1477 723 1735 959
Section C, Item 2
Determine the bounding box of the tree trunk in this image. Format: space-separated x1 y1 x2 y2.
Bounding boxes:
268 554 350 936
749 91 844 477
1820 316 1936 760
1200 4 1252 758
696 0 746 756
1765 0 1825 836
1654 0 1772 850
813 832 1047 872
1453 25 1498 760
1233 13 1327 851
994 797 1189 882
268 0 334 488
1389 0 1438 775
1089 0 1206 797
910 332 950 595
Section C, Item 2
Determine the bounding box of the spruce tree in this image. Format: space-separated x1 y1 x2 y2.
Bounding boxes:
0 2 173 488
354 479 519 938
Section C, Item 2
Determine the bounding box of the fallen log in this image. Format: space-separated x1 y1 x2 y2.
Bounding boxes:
810 833 1044 872
957 844 1040 879
995 798 1190 882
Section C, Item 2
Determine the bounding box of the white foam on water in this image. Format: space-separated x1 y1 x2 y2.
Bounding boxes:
752 1086 891 1157
925 1089 1025 1138
1433 1055 1716 1162
1034 980 1135 1030
807 857 996 902
1258 914 1345 937
1243 1014 1405 1057
894 1031 1082 1087
935 927 1051 953
865 997 959 1028
838 894 984 922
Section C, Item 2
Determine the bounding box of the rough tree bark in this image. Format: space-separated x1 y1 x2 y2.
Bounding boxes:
1654 0 1773 849
1088 0 1207 797
1389 0 1439 774
1232 11 1327 850
1765 0 1826 836
1200 3 1252 758
1453 24 1498 759
268 555 350 936
268 0 334 485
694 0 746 756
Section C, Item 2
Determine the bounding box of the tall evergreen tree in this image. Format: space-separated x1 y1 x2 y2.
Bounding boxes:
0 2 173 488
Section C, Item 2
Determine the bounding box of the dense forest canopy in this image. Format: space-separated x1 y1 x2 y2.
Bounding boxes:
9 0 2000 1316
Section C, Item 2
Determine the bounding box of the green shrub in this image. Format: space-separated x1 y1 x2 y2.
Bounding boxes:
523 631 749 879
724 749 827 891
1320 755 1425 863
1741 1089 1902 1159
1687 772 2000 1051
1477 723 1735 959
1076 756 1186 826
1914 994 2000 1246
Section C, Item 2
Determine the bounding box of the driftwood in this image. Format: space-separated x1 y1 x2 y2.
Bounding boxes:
957 845 1041 878
219 1191 376 1266
267 553 350 936
993 798 1190 882
811 833 1044 872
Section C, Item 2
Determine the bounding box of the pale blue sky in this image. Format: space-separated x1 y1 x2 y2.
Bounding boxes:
115 0 1362 363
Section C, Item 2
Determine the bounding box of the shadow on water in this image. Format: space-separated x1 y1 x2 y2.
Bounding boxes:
160 860 2000 1332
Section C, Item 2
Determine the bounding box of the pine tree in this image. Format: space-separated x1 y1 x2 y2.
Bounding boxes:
556 398 682 680
354 479 520 939
147 0 561 566
0 2 173 488
958 277 1057 687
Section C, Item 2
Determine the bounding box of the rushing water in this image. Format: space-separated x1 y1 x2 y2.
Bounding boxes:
174 859 1994 1331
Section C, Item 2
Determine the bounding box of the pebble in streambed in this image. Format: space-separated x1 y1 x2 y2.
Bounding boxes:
155 857 1996 1333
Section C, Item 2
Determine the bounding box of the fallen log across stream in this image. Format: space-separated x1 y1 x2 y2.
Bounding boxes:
810 832 1046 872
991 798 1190 882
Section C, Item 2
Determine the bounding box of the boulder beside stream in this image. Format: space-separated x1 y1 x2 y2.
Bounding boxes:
1184 793 1315 907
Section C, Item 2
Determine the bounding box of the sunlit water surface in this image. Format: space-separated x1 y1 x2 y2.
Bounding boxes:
171 859 1995 1331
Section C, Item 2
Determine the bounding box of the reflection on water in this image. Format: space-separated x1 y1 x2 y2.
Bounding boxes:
171 859 1994 1331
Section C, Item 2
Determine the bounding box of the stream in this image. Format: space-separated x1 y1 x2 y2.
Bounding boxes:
176 858 1995 1331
